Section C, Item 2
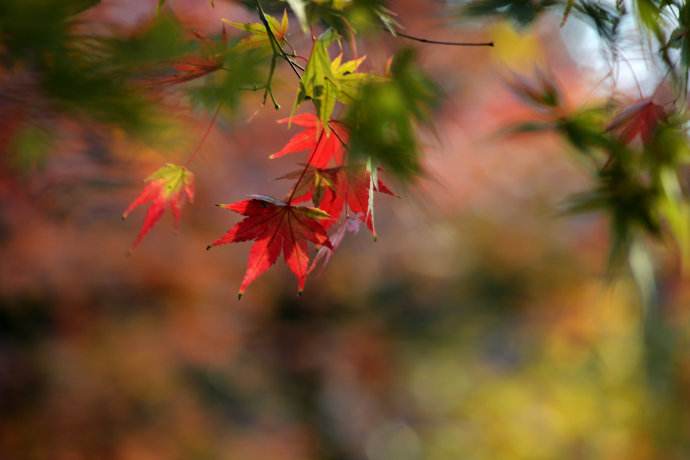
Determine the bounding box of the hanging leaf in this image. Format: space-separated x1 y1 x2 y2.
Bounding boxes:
208 196 333 297
122 163 195 249
295 29 340 129
270 113 348 167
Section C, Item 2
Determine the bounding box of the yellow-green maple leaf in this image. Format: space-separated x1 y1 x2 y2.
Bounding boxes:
295 30 375 129
222 10 288 50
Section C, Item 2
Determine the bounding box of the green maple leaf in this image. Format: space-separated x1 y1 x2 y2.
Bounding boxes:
330 54 374 104
295 29 339 129
295 29 374 129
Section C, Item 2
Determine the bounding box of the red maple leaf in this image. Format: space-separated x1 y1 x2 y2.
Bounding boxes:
270 113 348 168
607 99 666 145
122 163 194 249
285 165 394 238
207 195 333 298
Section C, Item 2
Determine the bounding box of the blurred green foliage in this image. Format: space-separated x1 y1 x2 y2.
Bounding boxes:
508 74 690 268
7 126 53 173
463 0 690 279
0 0 274 160
190 46 267 111
1 1 184 135
346 49 440 180
0 0 99 58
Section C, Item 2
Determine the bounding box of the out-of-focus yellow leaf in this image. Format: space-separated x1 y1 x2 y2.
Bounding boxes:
490 21 542 70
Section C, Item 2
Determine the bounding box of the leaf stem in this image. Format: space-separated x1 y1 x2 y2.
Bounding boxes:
264 53 281 109
185 103 222 166
287 130 325 204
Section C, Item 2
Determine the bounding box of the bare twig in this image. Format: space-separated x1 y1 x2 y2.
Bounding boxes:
393 30 494 47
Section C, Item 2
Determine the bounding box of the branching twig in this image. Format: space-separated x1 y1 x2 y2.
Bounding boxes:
255 0 305 78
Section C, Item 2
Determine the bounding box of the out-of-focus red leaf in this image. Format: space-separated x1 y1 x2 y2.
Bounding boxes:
607 99 666 145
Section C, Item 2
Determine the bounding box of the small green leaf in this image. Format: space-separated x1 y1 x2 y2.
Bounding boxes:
296 29 340 129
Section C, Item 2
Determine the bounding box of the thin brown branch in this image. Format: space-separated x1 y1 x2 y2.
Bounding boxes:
255 0 304 78
393 30 494 47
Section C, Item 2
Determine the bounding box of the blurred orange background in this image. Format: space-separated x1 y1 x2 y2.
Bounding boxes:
1 1 690 459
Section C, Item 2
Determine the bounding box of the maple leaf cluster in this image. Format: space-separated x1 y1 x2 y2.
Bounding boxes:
209 113 394 298
124 113 393 298
121 10 406 299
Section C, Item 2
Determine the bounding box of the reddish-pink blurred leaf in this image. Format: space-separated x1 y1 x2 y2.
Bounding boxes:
607 99 666 145
309 215 361 275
